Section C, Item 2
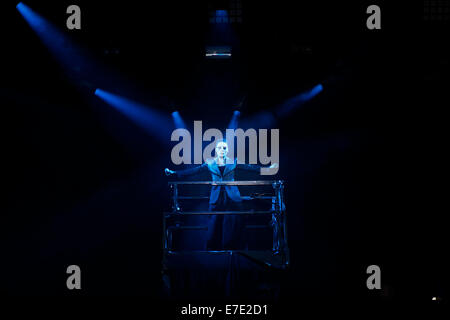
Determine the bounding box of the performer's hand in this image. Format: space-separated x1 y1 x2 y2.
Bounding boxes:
165 168 176 176
269 163 279 169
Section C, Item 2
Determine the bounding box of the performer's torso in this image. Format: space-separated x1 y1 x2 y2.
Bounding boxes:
206 161 241 204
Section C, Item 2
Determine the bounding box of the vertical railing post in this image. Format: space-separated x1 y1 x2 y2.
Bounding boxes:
272 182 281 252
163 213 168 251
171 183 180 212
278 180 289 266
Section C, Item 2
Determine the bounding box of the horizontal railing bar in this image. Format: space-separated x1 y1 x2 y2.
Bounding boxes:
177 196 274 200
165 250 276 254
168 226 208 230
168 180 282 186
177 196 210 199
165 210 274 215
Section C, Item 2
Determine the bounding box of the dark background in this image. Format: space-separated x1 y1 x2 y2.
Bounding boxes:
1 0 447 309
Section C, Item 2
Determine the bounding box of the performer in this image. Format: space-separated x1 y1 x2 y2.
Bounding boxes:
165 139 278 250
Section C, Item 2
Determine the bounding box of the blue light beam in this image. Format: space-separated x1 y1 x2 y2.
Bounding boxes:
228 110 241 130
95 89 172 142
171 111 187 129
16 3 93 79
16 2 126 92
276 84 323 118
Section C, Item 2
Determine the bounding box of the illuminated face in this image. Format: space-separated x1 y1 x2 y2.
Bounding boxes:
215 141 228 158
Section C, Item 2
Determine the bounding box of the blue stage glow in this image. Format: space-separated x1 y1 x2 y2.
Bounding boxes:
240 111 276 130
95 88 172 141
16 3 90 74
276 84 323 117
228 110 241 130
172 111 187 129
240 84 323 128
216 10 228 17
308 84 323 97
17 2 64 42
17 2 126 92
214 10 228 23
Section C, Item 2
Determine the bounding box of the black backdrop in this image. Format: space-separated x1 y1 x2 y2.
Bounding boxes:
1 0 447 310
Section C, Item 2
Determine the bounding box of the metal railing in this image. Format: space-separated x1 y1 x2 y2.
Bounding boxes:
163 180 289 267
169 180 284 212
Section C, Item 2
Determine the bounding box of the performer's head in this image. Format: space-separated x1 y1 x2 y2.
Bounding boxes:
215 139 228 159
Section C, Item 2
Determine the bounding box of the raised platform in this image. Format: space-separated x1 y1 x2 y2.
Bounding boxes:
162 250 288 300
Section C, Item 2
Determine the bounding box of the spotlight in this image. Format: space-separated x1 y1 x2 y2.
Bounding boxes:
228 110 241 130
276 83 323 118
17 3 129 93
95 88 172 142
172 111 187 129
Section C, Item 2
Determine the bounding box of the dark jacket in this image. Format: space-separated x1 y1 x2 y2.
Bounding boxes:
176 158 261 205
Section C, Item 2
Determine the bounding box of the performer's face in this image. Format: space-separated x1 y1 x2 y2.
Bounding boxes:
215 142 228 158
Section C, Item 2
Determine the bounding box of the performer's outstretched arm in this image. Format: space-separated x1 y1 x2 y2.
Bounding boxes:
236 163 278 174
236 163 261 173
236 162 278 173
165 163 208 178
